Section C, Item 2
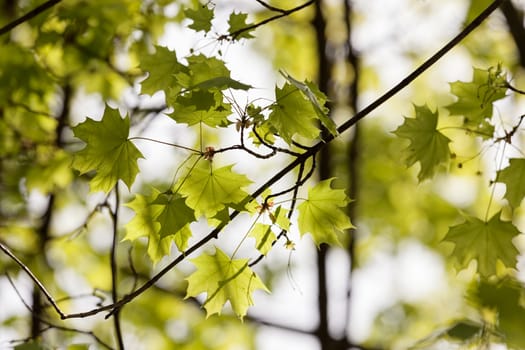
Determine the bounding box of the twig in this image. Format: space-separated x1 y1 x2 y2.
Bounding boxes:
109 184 125 349
222 0 316 40
0 0 62 36
0 240 65 319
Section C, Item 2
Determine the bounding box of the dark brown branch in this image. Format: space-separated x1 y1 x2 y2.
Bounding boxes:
0 0 62 37
253 0 287 13
223 0 316 40
109 184 125 350
0 241 65 318
336 0 505 135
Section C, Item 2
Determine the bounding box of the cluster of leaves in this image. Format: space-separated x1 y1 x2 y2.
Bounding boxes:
393 64 525 346
68 2 352 319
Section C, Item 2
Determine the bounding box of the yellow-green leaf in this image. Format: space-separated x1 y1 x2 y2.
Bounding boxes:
393 104 450 182
249 223 276 255
72 107 143 193
178 164 252 218
497 158 525 208
443 212 520 278
185 247 269 319
297 178 353 246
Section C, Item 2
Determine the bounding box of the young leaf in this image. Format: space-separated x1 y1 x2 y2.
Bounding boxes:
178 164 252 218
393 104 451 182
228 12 254 40
497 158 525 208
443 212 520 278
170 90 232 127
249 223 276 256
123 192 170 264
269 83 321 144
72 108 143 193
446 67 507 138
280 71 337 137
272 205 291 231
185 5 214 33
139 45 187 96
185 247 269 319
153 193 195 239
297 178 354 246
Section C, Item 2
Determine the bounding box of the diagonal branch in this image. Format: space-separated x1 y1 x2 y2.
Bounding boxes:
224 0 315 40
0 0 62 37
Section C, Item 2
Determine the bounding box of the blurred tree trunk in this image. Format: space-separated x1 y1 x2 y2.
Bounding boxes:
313 0 360 349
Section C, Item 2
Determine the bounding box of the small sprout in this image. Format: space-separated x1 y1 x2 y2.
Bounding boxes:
203 146 215 161
285 240 296 250
235 117 252 132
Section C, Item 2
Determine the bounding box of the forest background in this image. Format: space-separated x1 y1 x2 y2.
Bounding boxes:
2 0 525 349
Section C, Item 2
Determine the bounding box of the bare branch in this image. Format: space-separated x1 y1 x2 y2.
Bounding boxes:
0 0 62 37
0 240 65 319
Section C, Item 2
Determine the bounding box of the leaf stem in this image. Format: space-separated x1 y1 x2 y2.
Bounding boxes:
129 136 200 153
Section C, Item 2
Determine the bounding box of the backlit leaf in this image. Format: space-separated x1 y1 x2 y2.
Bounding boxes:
185 5 214 33
443 212 520 278
446 67 506 138
497 158 525 208
393 104 450 182
139 46 187 96
249 223 276 255
297 178 353 246
185 247 269 319
280 71 337 137
269 83 321 144
178 164 252 218
228 12 254 40
123 191 170 264
72 108 143 193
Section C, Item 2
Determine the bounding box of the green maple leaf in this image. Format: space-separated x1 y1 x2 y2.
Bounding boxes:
170 90 232 127
178 164 252 218
153 192 195 240
497 158 525 208
185 247 269 319
272 205 290 231
393 104 451 182
249 223 276 256
269 82 321 144
280 71 337 137
228 12 254 40
297 179 354 246
123 192 171 264
185 5 214 33
139 45 187 96
443 212 520 278
124 189 195 262
446 67 506 138
72 108 143 193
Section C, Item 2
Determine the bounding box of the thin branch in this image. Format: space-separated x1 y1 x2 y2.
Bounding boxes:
253 0 287 14
0 240 65 319
0 0 62 36
109 184 125 350
335 0 505 136
5 274 114 350
222 0 316 40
